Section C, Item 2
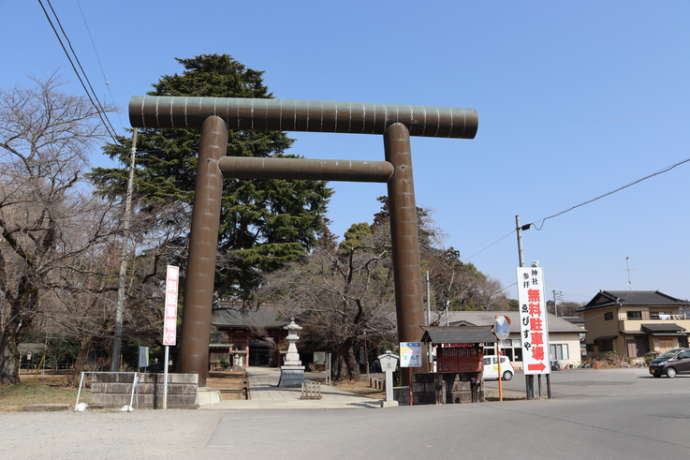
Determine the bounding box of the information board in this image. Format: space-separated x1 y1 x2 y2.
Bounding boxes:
399 342 422 368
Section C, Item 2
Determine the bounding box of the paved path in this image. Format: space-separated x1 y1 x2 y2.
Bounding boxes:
201 367 379 410
3 388 690 459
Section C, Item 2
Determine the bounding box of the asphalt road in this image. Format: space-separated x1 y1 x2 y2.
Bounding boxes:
2 368 689 460
484 366 690 399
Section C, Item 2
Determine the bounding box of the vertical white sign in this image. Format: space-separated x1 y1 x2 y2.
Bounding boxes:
516 266 550 375
163 265 179 346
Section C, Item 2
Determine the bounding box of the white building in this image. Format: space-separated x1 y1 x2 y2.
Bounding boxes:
439 311 584 369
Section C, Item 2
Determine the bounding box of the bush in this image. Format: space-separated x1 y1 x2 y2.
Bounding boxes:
644 352 658 365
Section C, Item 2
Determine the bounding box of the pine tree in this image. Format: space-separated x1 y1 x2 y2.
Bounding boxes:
89 54 333 300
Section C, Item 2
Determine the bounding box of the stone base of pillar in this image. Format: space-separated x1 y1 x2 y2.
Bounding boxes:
278 366 305 388
380 400 399 408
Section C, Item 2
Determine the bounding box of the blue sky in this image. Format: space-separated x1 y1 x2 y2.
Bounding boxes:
2 1 689 303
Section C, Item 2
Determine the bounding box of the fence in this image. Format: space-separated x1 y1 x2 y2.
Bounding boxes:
74 371 139 411
300 380 322 400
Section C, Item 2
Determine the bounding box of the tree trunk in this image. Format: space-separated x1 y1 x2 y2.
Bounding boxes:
69 338 92 386
344 343 360 381
0 332 20 385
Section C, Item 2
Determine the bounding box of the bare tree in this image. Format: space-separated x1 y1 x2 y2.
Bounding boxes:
0 77 115 384
261 223 396 381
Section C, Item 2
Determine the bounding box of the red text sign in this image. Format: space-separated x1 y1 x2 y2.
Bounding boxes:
163 265 179 346
516 266 550 375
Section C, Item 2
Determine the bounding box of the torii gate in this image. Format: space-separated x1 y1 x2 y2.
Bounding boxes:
129 96 478 385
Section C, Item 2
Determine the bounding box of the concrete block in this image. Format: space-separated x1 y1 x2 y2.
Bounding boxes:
89 372 199 409
380 400 399 408
156 394 197 409
195 389 221 406
154 383 197 395
278 367 305 388
91 382 136 394
167 373 199 384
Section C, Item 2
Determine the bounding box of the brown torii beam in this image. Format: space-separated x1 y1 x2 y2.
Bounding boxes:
218 157 394 183
129 96 477 138
129 96 478 386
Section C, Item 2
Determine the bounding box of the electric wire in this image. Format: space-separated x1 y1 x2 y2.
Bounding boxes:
44 0 118 138
37 0 120 144
529 155 690 230
75 0 125 127
463 154 690 264
464 229 516 262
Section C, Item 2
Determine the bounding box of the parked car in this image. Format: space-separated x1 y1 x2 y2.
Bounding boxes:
648 348 690 378
482 355 514 381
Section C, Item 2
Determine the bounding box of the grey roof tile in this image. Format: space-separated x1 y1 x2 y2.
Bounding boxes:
581 290 689 312
441 311 583 333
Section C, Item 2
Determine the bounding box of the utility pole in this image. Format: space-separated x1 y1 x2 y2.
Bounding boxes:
363 331 370 379
426 271 431 326
111 129 138 371
426 270 433 371
515 215 533 400
552 290 563 317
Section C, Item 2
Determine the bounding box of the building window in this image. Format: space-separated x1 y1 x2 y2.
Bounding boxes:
627 311 642 320
604 312 613 320
550 344 570 361
651 311 672 320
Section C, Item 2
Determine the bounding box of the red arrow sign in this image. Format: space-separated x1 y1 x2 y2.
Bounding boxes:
528 362 546 372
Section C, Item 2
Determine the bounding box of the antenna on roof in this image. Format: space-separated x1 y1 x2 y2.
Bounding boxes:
625 256 632 290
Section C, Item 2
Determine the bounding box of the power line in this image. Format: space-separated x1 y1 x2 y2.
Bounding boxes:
37 0 120 144
44 0 118 137
76 0 110 90
464 229 516 262
463 153 690 261
489 281 517 298
530 154 690 230
75 0 125 127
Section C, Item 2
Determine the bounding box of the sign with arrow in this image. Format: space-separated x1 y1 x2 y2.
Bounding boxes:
516 266 551 375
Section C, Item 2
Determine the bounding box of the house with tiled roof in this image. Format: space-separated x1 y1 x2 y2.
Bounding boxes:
440 310 584 368
580 290 690 359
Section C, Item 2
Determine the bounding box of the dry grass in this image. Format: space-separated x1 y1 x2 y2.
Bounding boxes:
0 373 89 411
334 379 384 399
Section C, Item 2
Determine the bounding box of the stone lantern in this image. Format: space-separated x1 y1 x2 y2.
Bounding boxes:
278 318 305 387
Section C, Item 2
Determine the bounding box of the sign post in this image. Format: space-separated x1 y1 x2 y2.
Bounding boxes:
494 315 511 402
516 266 551 399
378 351 399 408
399 342 422 406
138 346 149 372
162 265 179 410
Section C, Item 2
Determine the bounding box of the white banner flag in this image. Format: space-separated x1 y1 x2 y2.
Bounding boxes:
163 265 179 346
516 266 551 375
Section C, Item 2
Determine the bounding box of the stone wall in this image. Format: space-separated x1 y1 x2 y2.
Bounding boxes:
90 373 198 409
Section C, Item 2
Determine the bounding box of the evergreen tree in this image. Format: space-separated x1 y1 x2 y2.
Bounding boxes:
89 54 333 300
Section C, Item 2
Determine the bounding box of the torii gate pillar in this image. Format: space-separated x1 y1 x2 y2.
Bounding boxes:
177 116 227 384
384 123 426 368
